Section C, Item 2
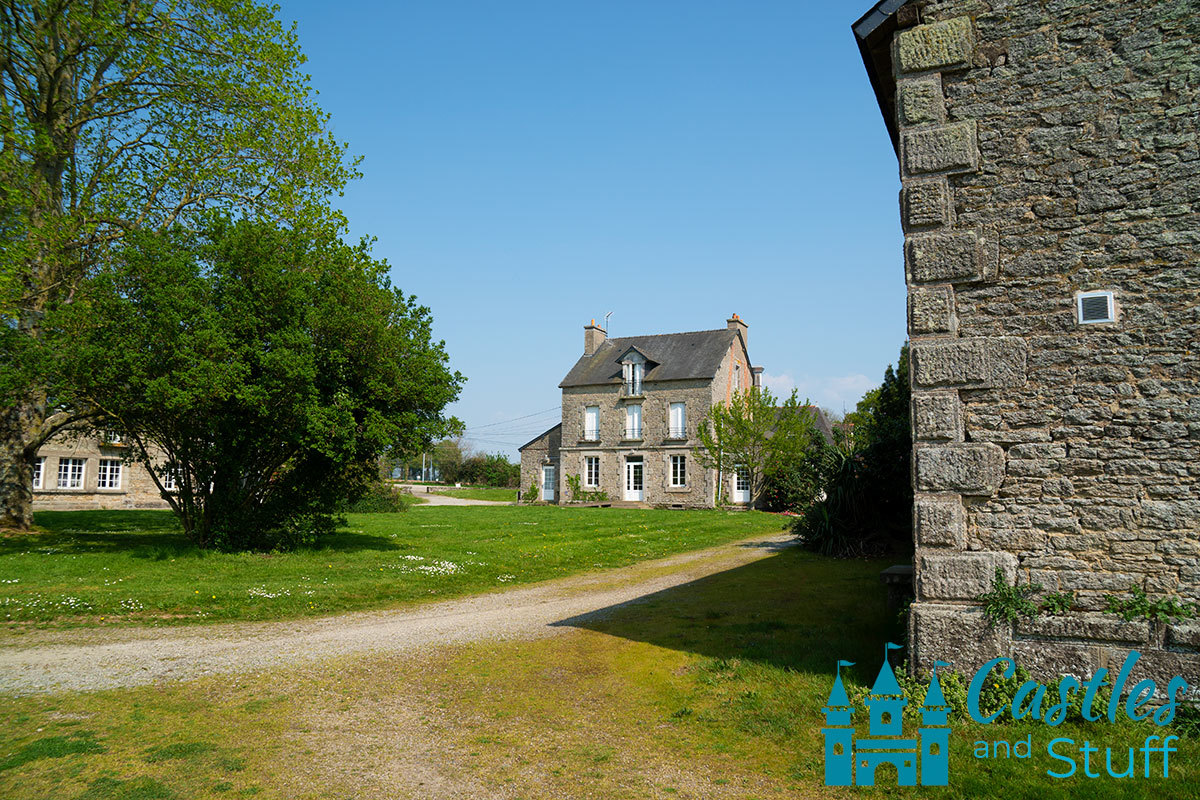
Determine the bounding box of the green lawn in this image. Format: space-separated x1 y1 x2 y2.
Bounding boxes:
434 486 517 502
0 507 785 628
1 544 1194 799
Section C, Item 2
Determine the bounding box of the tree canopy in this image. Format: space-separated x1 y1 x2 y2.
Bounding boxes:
695 387 821 507
1 0 357 527
792 344 912 556
56 219 463 549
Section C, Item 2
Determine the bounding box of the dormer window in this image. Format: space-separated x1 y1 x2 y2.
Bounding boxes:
620 351 646 396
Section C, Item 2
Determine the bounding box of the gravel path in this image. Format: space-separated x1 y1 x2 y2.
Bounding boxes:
401 484 511 506
0 531 794 696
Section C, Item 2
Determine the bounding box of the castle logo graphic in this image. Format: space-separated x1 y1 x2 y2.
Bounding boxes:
822 643 950 787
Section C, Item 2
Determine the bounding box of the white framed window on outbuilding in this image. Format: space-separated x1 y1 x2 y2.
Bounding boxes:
1076 290 1117 325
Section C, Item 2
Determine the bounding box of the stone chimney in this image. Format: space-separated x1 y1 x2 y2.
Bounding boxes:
727 313 748 347
584 319 607 355
751 366 763 388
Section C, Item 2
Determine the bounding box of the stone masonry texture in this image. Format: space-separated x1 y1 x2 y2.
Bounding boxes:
889 0 1199 683
33 432 170 511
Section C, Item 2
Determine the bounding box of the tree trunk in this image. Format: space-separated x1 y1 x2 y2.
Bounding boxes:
0 391 47 530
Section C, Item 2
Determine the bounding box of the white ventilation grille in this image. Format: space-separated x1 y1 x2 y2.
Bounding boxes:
1077 290 1116 325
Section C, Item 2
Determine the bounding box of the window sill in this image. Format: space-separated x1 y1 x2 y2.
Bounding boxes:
665 486 690 493
620 437 644 444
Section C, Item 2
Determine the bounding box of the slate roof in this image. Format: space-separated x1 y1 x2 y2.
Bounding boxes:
559 328 741 388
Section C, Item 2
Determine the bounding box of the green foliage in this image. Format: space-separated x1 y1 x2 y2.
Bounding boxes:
791 344 911 557
1040 590 1075 615
454 453 520 488
523 482 539 503
695 387 821 507
1 0 359 527
56 219 462 550
758 410 834 513
564 473 609 503
1103 584 1198 623
977 568 1042 626
344 484 413 514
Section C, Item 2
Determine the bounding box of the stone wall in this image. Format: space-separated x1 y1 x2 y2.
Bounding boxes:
33 432 170 511
893 1 1199 684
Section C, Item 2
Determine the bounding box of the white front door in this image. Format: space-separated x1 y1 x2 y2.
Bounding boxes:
624 459 644 501
733 466 750 504
541 466 556 501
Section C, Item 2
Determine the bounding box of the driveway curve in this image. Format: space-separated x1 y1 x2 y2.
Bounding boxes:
401 484 511 506
0 531 794 695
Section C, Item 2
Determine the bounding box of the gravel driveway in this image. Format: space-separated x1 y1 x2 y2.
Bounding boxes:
401 484 511 506
0 531 794 696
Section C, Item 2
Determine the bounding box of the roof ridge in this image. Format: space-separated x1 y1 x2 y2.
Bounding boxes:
602 328 732 342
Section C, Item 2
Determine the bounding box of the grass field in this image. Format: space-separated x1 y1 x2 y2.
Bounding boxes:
433 486 518 502
0 507 785 628
1 543 1195 799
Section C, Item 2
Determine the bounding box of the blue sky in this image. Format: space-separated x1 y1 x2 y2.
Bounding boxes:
279 1 905 458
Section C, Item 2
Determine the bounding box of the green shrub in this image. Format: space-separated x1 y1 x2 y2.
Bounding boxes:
1103 584 1198 622
345 483 413 513
1040 590 1074 615
564 473 609 503
790 344 910 557
977 568 1041 625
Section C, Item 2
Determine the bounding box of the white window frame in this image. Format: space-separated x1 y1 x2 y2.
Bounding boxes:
736 466 750 492
160 468 178 492
668 402 686 439
1075 289 1116 325
733 364 741 392
32 456 45 490
584 456 600 488
670 454 687 488
97 459 123 490
625 403 642 439
622 358 645 395
583 405 600 441
57 458 86 490
103 429 123 445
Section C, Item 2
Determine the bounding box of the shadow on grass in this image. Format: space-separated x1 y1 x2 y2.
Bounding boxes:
552 544 901 683
5 510 400 556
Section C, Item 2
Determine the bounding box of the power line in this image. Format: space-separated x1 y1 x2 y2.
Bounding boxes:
462 405 561 432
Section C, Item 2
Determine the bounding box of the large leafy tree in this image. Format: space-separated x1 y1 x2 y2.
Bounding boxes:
0 0 356 527
57 219 463 550
696 387 820 507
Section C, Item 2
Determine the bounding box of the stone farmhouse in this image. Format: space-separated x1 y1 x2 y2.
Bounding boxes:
520 316 762 508
31 431 170 511
855 0 1198 682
